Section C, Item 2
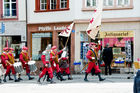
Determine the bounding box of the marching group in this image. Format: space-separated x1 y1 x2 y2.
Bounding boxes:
0 40 108 84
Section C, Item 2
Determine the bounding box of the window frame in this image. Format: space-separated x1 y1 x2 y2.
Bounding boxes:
40 0 47 10
104 0 114 7
50 0 57 10
60 0 68 9
86 0 97 7
35 0 69 12
82 0 133 11
3 0 17 18
116 0 130 7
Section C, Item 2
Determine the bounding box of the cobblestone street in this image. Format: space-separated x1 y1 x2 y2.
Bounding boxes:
0 74 134 93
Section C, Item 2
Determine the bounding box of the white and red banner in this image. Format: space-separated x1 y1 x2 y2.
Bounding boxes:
86 0 103 40
59 23 74 37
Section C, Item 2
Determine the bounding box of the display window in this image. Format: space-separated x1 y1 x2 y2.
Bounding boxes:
31 32 52 60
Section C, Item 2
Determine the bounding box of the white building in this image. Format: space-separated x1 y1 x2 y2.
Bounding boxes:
27 0 140 73
0 0 27 58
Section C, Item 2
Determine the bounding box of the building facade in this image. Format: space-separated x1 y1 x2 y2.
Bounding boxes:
27 0 75 72
74 0 140 73
27 0 140 73
0 0 27 59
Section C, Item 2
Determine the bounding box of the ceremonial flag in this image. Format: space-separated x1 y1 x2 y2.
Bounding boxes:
86 0 103 40
59 23 74 37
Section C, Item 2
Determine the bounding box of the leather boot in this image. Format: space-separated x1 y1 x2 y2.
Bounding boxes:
84 73 89 82
57 72 66 81
98 73 105 81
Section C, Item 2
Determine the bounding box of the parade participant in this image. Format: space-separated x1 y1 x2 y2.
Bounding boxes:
37 44 55 84
3 48 19 82
19 46 34 80
84 42 105 82
1 47 13 80
0 59 4 83
59 48 72 80
50 46 66 81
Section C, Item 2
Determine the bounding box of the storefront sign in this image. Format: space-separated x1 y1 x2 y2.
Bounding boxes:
38 26 67 31
100 31 134 38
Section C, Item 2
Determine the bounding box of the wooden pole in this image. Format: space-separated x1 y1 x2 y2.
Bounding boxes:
65 36 70 47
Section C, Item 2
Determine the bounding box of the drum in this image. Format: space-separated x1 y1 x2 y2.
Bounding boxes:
28 61 37 72
13 62 24 73
0 64 5 76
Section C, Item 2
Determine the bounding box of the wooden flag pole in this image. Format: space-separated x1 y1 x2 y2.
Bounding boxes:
65 36 70 47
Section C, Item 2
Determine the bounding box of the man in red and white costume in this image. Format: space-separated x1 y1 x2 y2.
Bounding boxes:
19 46 34 80
1 47 13 81
37 44 55 83
3 48 19 82
59 48 72 80
50 46 66 81
84 41 105 81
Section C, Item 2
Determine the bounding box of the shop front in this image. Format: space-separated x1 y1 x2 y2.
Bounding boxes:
100 31 134 73
27 22 75 74
0 21 26 59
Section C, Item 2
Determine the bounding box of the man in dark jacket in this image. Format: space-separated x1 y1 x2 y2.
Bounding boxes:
134 70 140 93
102 43 113 75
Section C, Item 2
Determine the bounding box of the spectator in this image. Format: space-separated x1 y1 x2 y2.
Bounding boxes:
134 70 140 93
102 43 113 75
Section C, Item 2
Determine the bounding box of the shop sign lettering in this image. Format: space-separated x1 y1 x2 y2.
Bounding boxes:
105 32 129 37
38 26 67 31
38 26 51 31
100 31 134 38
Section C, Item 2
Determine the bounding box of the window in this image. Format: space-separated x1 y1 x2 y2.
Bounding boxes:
35 0 69 12
117 0 130 6
40 0 47 10
50 0 57 10
60 0 67 9
104 0 114 6
86 0 97 7
80 32 90 61
82 0 133 11
3 0 17 18
32 32 52 60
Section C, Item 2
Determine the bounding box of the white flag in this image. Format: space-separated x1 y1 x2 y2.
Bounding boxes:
86 0 103 40
59 23 74 37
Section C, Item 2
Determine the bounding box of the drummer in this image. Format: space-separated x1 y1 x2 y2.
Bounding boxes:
19 46 34 80
3 48 19 82
37 44 55 84
1 47 13 81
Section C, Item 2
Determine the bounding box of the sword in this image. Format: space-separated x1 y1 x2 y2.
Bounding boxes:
43 72 47 82
79 63 89 73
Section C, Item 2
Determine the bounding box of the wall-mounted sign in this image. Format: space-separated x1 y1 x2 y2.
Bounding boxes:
0 22 5 34
100 31 134 38
38 26 67 31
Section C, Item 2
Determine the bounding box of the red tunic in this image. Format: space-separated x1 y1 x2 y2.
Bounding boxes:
19 52 30 68
50 50 63 73
5 53 16 75
1 52 8 69
60 57 70 74
39 55 53 79
19 52 30 74
85 44 101 74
